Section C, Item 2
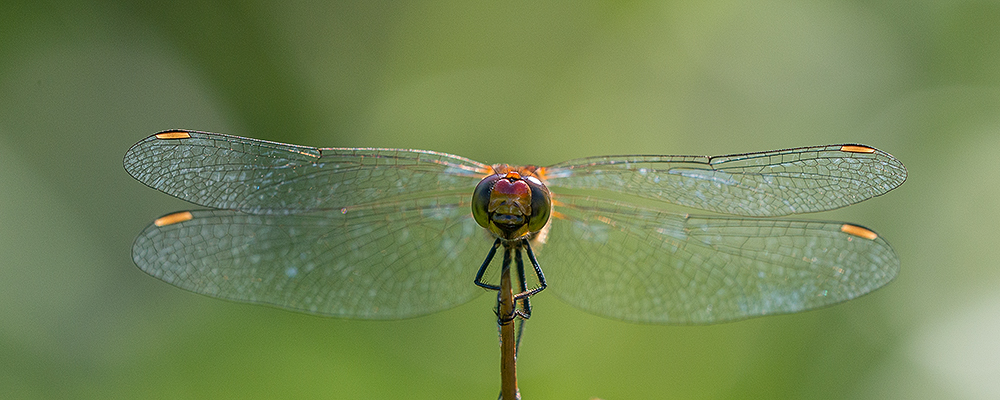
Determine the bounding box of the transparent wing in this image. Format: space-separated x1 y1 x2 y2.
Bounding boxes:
124 130 491 214
543 144 906 217
132 194 493 319
539 196 899 324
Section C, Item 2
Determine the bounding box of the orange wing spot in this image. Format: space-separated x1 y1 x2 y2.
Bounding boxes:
840 145 875 154
535 166 548 181
155 131 192 140
840 224 877 240
550 210 567 220
154 211 194 227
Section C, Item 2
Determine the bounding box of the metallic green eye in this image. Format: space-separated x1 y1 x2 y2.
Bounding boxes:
472 174 500 229
525 177 551 233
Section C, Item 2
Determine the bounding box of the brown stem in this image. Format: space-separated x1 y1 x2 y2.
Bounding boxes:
499 249 519 400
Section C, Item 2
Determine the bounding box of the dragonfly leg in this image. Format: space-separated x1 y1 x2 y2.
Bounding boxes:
514 315 527 360
512 249 533 320
475 238 503 291
513 240 547 302
495 246 518 326
512 249 531 359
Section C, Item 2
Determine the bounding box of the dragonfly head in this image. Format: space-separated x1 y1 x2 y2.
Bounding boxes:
473 167 551 241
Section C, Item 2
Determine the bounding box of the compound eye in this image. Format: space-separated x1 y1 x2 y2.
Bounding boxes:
472 174 501 229
525 177 551 233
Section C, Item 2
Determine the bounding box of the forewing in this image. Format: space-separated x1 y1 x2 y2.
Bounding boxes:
132 195 492 319
124 130 490 213
539 196 899 324
543 144 906 216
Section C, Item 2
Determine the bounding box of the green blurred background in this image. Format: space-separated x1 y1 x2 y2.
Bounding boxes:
2 1 999 399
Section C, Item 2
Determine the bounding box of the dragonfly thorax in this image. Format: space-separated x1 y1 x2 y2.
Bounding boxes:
472 166 551 241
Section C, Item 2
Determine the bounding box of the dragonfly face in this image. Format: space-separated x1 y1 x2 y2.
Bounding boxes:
472 166 551 241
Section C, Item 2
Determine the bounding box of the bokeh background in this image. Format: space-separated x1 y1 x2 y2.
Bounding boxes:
2 1 999 399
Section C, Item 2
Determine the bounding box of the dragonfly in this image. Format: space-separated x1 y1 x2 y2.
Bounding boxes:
125 130 905 325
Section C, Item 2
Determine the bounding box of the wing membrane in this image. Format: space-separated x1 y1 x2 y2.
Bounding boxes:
540 195 899 324
543 144 906 216
124 130 490 214
132 194 492 319
126 132 904 323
